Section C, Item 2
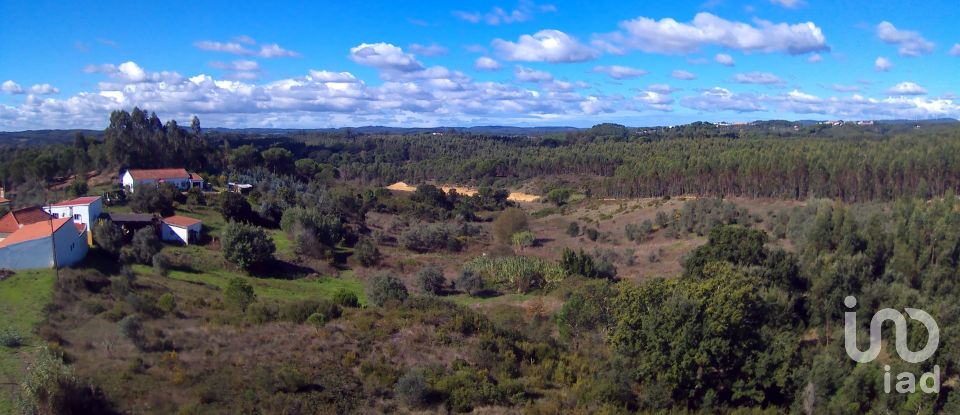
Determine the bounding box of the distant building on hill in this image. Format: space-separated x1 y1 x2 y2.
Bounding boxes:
161 215 203 245
121 168 204 193
0 218 88 269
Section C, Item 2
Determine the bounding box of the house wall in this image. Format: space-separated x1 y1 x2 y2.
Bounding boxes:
0 237 53 269
161 223 201 245
122 171 192 192
53 224 87 267
43 199 102 246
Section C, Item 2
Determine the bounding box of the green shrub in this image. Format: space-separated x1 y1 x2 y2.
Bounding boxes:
455 271 485 296
118 314 143 342
0 327 23 348
152 252 171 276
395 368 430 408
462 255 566 293
416 265 446 295
566 221 580 237
157 293 176 314
224 277 257 312
366 274 409 306
93 220 124 257
354 238 382 267
221 221 275 268
123 228 161 264
399 223 461 253
492 207 529 244
333 289 360 308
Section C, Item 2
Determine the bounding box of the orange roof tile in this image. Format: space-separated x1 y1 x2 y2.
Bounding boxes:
127 168 191 180
0 218 71 248
162 215 202 228
0 206 54 233
51 196 101 207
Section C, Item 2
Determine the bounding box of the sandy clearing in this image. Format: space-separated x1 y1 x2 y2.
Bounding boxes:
386 181 540 203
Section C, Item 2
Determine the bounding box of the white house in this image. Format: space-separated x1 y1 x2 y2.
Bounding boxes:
0 218 88 269
43 196 102 244
161 215 202 245
121 168 204 193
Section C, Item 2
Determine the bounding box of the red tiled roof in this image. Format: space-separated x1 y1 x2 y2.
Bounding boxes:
0 206 54 233
51 196 101 207
127 168 191 180
74 223 86 233
162 215 202 228
0 218 71 248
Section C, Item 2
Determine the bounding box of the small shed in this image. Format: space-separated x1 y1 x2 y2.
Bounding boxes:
161 215 202 245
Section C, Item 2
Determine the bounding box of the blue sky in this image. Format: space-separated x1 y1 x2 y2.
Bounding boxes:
1 0 958 130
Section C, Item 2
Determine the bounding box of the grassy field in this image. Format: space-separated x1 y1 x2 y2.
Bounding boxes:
0 269 56 414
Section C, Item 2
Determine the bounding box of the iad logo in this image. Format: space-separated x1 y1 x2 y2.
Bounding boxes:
843 296 940 393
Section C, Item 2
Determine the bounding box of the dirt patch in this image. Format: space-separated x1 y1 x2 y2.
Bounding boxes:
386 181 539 203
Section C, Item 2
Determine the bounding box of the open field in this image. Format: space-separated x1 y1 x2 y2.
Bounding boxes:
0 269 55 413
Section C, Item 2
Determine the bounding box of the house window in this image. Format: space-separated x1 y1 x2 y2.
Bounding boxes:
73 214 82 221
52 213 59 218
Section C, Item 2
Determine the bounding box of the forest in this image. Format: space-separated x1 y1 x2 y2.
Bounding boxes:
2 109 960 414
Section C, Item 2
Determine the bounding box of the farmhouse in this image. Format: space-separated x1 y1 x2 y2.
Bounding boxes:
161 215 202 245
0 218 88 269
0 206 54 238
43 196 103 245
121 168 204 193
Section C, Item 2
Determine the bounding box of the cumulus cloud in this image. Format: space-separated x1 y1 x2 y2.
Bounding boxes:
733 71 785 85
493 29 599 63
2 81 24 95
887 82 927 96
875 57 893 72
770 0 805 8
514 66 553 82
949 44 960 56
831 84 861 93
453 2 557 25
83 61 182 84
349 43 424 72
634 89 674 111
715 53 735 66
876 22 934 57
647 84 676 94
592 65 648 79
596 13 828 55
194 39 300 58
671 70 697 80
29 84 60 95
210 60 261 72
681 87 764 112
409 43 449 57
474 57 502 71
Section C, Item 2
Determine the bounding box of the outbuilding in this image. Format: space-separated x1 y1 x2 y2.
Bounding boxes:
161 215 202 245
121 168 204 193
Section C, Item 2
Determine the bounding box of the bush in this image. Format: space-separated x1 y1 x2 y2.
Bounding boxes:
217 191 253 222
511 230 536 251
544 187 573 206
366 274 409 307
492 207 529 243
354 238 382 267
157 293 176 314
123 228 161 264
395 368 430 408
462 255 566 293
18 346 113 414
455 271 484 296
399 223 460 253
416 265 446 295
221 221 275 268
280 206 345 260
93 220 125 257
118 314 143 342
0 327 23 348
152 253 171 276
333 289 360 308
130 184 176 216
224 277 257 312
585 227 599 241
566 221 580 237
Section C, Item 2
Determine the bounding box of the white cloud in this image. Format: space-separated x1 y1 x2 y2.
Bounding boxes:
493 29 599 63
194 39 300 58
733 71 785 85
876 22 934 57
647 84 676 93
875 57 893 72
118 62 147 83
681 87 764 112
307 71 359 83
715 53 735 66
807 53 822 63
29 84 59 95
949 44 960 56
887 81 927 96
349 43 424 72
770 0 805 8
233 35 256 45
453 2 556 25
2 81 24 95
514 66 553 82
635 89 674 111
592 65 648 79
671 70 696 80
474 57 502 71
210 60 261 72
831 84 861 93
596 12 828 55
409 43 449 57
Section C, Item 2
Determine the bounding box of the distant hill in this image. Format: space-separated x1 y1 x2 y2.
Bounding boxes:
207 125 582 136
0 129 103 146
